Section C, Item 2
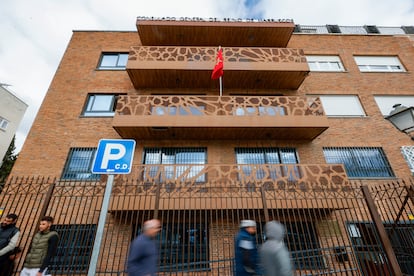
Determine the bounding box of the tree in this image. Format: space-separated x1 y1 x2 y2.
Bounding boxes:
0 135 18 181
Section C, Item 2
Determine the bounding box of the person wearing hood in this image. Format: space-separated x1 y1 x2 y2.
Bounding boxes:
260 221 293 276
234 220 260 276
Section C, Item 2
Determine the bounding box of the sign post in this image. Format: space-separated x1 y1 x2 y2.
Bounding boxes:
88 139 135 276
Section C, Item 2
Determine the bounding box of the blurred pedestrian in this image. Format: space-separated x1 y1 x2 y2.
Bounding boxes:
260 221 293 276
0 213 20 276
234 220 260 276
127 219 161 276
21 216 59 276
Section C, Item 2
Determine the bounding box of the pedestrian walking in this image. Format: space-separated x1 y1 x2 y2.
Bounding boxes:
127 219 161 276
234 220 260 276
260 221 293 276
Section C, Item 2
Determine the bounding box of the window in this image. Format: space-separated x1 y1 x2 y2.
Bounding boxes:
234 106 285 116
374 95 414 116
49 224 96 273
306 56 345 72
312 95 365 117
235 148 299 181
143 148 206 183
98 53 128 70
152 106 204 116
401 146 414 175
259 221 324 269
61 148 100 180
323 147 395 178
0 116 9 130
347 221 414 275
354 56 405 72
82 94 118 117
155 222 208 272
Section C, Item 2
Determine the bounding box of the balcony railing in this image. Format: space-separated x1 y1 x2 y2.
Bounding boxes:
126 46 309 89
110 163 350 210
112 95 329 140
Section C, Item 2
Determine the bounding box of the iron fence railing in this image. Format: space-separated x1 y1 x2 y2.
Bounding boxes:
0 176 413 275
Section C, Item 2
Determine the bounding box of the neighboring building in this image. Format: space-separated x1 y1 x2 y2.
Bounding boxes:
0 84 28 166
6 19 414 275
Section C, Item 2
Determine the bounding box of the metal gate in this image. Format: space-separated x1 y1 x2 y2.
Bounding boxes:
0 176 413 275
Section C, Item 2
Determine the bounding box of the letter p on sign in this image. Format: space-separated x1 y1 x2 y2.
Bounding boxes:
91 139 136 174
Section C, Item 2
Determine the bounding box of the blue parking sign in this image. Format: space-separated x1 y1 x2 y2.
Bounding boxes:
91 139 136 174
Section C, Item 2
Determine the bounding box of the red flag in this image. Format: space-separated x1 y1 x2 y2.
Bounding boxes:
211 48 223 79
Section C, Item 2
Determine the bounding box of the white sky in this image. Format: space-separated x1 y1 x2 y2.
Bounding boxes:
1 0 413 152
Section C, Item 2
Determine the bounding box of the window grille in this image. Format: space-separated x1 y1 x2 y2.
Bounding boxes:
235 148 300 181
49 224 96 273
323 147 394 178
143 148 206 183
259 221 324 269
132 221 209 272
61 148 100 180
401 146 414 175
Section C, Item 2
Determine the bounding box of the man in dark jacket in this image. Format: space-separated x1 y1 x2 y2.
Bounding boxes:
234 220 260 276
0 213 20 276
21 216 59 276
260 221 293 276
127 219 161 276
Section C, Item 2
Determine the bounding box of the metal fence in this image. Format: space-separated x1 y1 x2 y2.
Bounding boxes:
0 176 413 275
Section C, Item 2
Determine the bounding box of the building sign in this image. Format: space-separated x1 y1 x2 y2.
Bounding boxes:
137 16 293 23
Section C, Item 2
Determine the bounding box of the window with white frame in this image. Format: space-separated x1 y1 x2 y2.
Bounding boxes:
306 55 345 72
374 95 414 116
234 106 286 116
312 95 365 117
143 147 206 183
98 53 128 70
354 56 405 72
82 94 118 117
0 116 9 130
61 148 100 180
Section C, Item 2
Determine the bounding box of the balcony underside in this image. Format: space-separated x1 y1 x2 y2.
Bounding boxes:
136 19 295 47
127 69 308 89
114 125 327 140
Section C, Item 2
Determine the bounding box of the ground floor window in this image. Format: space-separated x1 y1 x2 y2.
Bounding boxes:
133 222 209 272
258 220 324 270
49 224 96 273
347 221 414 275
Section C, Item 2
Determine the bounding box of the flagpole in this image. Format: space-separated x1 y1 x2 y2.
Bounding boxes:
219 76 222 96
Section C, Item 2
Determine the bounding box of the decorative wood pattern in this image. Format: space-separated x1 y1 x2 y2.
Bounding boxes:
116 95 324 116
113 95 329 140
126 46 309 89
112 163 349 195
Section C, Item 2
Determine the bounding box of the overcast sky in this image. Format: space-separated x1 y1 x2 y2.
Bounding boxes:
1 0 414 152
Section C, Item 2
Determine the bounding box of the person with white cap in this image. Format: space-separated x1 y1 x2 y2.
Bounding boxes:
234 220 260 275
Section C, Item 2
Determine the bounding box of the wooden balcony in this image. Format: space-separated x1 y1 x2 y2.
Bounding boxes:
110 163 351 211
126 46 309 89
136 19 295 47
112 95 329 140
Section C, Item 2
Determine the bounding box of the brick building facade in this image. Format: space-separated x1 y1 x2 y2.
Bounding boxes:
5 19 414 275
